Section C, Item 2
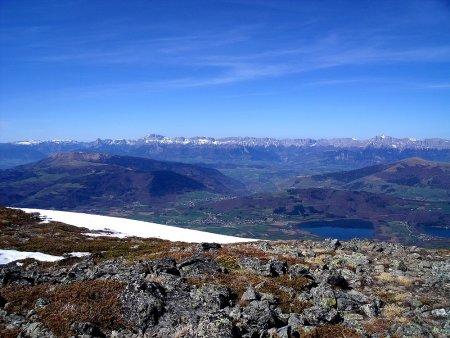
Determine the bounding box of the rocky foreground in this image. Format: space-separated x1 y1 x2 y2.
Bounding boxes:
0 208 449 337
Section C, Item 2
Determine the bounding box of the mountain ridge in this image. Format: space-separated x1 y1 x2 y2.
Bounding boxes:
0 152 245 210
9 134 450 150
293 157 450 201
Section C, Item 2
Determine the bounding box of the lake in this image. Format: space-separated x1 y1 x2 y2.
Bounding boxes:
417 223 450 238
297 219 375 240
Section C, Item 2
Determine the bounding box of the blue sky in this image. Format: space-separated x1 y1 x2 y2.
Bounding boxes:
1 0 450 141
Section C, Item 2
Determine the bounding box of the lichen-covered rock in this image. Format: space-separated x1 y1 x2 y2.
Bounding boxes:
303 306 341 325
394 323 434 337
196 312 240 337
71 321 106 338
269 260 288 277
121 281 166 332
192 284 232 310
240 300 280 335
311 283 336 308
239 257 272 276
148 258 180 276
241 287 260 302
288 263 310 277
198 242 222 251
20 322 55 338
178 255 221 277
330 252 370 269
268 325 291 338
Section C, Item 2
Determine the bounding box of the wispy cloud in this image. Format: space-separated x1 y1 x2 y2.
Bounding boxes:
422 83 450 89
7 0 450 94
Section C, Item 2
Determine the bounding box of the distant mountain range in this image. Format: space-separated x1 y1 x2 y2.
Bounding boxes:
0 152 244 210
6 134 450 149
1 134 450 192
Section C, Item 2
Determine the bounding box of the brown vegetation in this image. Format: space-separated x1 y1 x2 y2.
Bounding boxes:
1 280 125 337
298 324 360 338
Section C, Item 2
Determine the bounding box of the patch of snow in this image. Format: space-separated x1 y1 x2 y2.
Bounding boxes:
0 249 64 265
82 231 118 237
14 140 41 145
68 252 90 258
38 216 51 224
19 209 258 244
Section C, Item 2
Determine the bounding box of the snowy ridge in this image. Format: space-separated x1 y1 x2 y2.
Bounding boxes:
10 134 450 150
20 209 258 244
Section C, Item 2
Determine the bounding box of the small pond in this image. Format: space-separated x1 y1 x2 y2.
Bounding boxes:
297 219 375 240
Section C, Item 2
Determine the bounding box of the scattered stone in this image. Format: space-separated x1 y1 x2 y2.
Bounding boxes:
0 236 448 337
71 322 106 338
198 242 222 251
327 239 341 250
193 284 232 310
311 283 336 308
289 263 310 276
303 306 340 325
196 312 239 337
34 298 49 309
268 325 291 338
431 308 450 319
178 255 221 277
241 287 260 302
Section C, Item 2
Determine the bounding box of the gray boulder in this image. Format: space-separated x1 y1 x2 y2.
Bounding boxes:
121 281 166 332
71 322 106 338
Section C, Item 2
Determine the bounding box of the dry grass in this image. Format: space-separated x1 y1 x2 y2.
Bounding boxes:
40 280 126 336
1 284 49 313
297 324 359 338
215 254 241 271
376 272 416 289
211 246 272 262
363 318 393 336
377 272 395 282
204 246 308 269
382 304 407 319
188 270 263 299
418 296 433 305
1 280 125 337
376 291 409 304
0 324 21 338
435 249 450 256
174 324 194 337
396 275 414 287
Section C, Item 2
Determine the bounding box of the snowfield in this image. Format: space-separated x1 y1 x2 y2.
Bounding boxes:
19 208 258 244
0 249 64 265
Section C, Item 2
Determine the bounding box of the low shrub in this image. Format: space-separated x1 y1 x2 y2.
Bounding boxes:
1 280 125 337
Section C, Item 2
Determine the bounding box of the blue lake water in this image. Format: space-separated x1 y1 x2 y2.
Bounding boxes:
417 224 450 238
297 219 375 240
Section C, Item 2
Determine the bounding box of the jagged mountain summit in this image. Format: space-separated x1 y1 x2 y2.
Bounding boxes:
2 134 449 173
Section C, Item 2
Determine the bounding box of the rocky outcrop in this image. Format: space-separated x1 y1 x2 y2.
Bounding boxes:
1 239 449 337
